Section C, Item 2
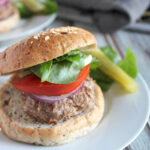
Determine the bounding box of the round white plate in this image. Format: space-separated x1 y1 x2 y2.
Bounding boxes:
0 74 149 150
0 14 57 42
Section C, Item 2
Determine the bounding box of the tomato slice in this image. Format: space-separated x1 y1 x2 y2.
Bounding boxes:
12 65 89 96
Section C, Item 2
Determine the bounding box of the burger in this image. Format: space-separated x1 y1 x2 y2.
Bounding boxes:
0 27 104 146
0 0 20 32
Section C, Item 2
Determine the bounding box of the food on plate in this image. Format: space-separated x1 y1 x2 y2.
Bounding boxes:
82 48 138 92
0 0 20 32
0 27 104 145
15 0 58 18
0 26 138 146
89 46 138 92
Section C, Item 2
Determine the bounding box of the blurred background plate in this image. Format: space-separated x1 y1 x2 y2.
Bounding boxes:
0 13 57 42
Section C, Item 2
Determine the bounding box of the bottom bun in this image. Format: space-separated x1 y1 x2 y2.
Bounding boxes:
0 8 20 33
0 76 104 146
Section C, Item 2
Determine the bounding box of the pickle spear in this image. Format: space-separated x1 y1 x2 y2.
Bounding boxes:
20 0 45 13
82 48 138 92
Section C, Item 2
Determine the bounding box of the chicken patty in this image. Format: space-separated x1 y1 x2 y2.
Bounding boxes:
21 77 96 124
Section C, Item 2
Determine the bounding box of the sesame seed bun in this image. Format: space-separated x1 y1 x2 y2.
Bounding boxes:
0 27 97 75
0 27 103 146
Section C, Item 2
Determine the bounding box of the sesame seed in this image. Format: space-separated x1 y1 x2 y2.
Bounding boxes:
34 35 38 39
45 36 50 41
30 41 33 44
51 31 57 34
73 31 78 34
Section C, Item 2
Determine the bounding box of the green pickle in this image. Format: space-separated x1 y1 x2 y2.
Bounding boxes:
20 0 45 13
82 48 138 93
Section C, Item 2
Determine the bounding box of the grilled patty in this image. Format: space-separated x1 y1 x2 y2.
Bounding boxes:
21 77 96 124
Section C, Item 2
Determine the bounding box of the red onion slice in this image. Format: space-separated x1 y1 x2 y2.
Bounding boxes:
28 82 84 103
0 0 9 7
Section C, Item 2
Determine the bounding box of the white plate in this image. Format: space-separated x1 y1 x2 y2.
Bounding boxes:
0 74 149 150
0 14 57 42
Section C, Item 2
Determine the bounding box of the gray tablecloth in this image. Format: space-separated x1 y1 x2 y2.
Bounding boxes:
54 0 150 33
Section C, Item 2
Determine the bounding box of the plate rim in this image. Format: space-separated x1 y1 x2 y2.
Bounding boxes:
120 74 150 150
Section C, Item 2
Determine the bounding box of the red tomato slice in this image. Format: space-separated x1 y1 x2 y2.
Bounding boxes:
12 65 89 96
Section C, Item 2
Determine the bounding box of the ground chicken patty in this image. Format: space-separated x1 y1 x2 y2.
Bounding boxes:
21 77 96 124
0 2 15 20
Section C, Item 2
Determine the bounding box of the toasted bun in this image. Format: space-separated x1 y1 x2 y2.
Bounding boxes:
0 27 97 75
0 7 19 33
0 76 104 146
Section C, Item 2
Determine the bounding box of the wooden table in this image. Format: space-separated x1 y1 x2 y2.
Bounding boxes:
49 18 150 150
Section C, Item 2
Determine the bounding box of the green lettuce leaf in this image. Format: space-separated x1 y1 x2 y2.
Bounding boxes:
90 48 114 91
41 61 53 82
30 51 92 84
43 61 81 84
31 61 53 82
43 0 58 14
118 48 138 78
15 2 33 18
18 46 137 92
90 69 113 91
90 57 100 70
90 47 138 92
101 46 117 62
18 70 32 78
53 50 81 63
96 80 113 91
15 0 58 18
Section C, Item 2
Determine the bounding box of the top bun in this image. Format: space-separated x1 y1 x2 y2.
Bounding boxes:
0 27 97 75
